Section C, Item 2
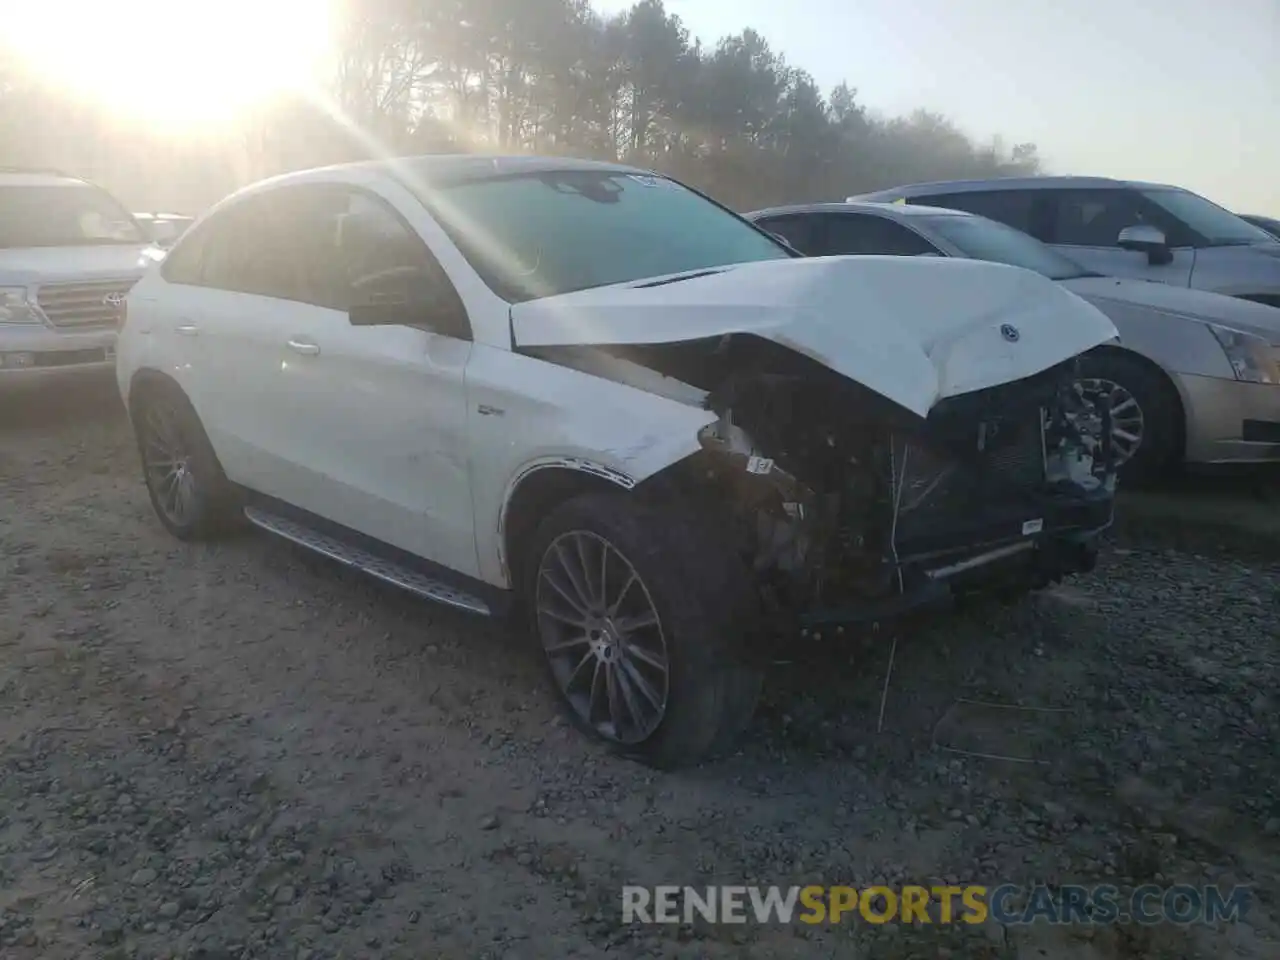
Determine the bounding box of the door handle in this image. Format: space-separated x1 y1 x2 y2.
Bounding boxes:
286 339 320 356
175 323 199 336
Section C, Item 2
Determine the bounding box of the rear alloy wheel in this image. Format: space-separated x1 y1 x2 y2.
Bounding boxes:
141 403 201 529
536 531 669 745
134 386 237 540
524 493 762 768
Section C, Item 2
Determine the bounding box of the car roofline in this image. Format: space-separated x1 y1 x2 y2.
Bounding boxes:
236 154 654 197
853 175 1192 202
747 201 975 220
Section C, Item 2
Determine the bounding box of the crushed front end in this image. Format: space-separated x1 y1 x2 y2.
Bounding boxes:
692 358 1116 631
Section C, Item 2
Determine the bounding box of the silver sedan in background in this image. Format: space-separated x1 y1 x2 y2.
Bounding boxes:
747 201 1280 479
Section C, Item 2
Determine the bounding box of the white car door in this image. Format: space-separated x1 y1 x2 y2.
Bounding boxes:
247 183 479 577
145 193 301 491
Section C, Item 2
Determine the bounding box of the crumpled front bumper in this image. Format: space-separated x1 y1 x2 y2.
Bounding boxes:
800 486 1113 630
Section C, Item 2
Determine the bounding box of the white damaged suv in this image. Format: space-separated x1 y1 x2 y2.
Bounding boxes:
0 168 161 380
117 156 1120 767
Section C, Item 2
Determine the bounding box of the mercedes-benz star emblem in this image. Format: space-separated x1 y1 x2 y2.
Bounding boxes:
103 293 126 307
1000 323 1020 343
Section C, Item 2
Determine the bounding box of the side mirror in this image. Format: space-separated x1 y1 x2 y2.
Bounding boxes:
347 268 469 339
1117 224 1173 265
348 297 469 339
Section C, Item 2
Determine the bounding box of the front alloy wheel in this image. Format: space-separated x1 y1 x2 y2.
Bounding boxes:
524 493 763 768
535 530 670 745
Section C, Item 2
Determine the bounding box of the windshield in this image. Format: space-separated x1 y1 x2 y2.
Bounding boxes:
1139 188 1275 246
423 170 791 302
0 184 146 248
918 213 1096 280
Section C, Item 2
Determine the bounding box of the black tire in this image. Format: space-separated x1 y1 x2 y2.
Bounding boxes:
705 662 765 759
1076 351 1182 482
131 381 238 541
521 492 763 769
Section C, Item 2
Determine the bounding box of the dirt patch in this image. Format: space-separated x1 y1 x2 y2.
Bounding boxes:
1 375 1277 959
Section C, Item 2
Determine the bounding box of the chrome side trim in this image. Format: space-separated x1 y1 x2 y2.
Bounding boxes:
495 457 636 583
924 540 1034 580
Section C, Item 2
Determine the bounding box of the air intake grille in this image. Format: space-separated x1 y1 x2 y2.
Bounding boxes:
892 409 1046 523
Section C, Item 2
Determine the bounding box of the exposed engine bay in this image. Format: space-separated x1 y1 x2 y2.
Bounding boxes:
527 334 1117 627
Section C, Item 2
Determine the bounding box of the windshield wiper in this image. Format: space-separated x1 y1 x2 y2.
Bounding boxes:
633 268 728 288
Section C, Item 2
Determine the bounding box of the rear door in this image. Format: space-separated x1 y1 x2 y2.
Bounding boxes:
160 192 317 491
144 195 293 485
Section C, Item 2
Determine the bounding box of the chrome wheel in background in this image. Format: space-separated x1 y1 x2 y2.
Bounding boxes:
1078 376 1145 466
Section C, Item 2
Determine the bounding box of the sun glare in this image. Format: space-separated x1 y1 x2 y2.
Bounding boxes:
3 0 333 130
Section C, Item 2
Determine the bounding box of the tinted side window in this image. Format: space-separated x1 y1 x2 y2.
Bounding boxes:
912 191 1041 237
160 195 303 296
280 185 471 335
159 221 211 284
1049 189 1186 247
335 192 458 311
755 215 818 254
818 214 939 256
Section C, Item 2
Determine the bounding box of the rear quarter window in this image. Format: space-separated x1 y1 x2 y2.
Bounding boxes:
910 190 1043 239
158 222 211 285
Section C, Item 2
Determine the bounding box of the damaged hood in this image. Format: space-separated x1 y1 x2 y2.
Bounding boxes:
510 255 1119 418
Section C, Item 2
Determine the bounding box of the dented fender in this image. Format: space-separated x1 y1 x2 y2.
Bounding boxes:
466 346 717 587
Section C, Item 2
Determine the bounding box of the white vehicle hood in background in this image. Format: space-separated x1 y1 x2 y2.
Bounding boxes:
511 256 1119 418
0 244 163 285
1063 275 1280 345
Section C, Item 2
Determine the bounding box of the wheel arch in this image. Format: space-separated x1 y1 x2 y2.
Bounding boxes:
498 459 639 587
127 367 187 419
1084 343 1188 462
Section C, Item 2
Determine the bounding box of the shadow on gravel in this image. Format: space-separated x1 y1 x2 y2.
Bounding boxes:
0 372 124 432
1133 463 1280 499
1116 466 1280 561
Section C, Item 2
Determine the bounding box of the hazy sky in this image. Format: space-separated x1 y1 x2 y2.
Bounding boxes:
594 0 1280 215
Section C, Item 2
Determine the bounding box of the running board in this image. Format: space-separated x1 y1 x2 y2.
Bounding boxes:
243 506 492 616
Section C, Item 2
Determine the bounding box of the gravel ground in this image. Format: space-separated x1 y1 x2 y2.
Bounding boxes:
1 374 1278 960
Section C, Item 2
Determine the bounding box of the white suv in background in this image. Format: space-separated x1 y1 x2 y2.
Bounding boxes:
0 167 162 381
856 177 1280 308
